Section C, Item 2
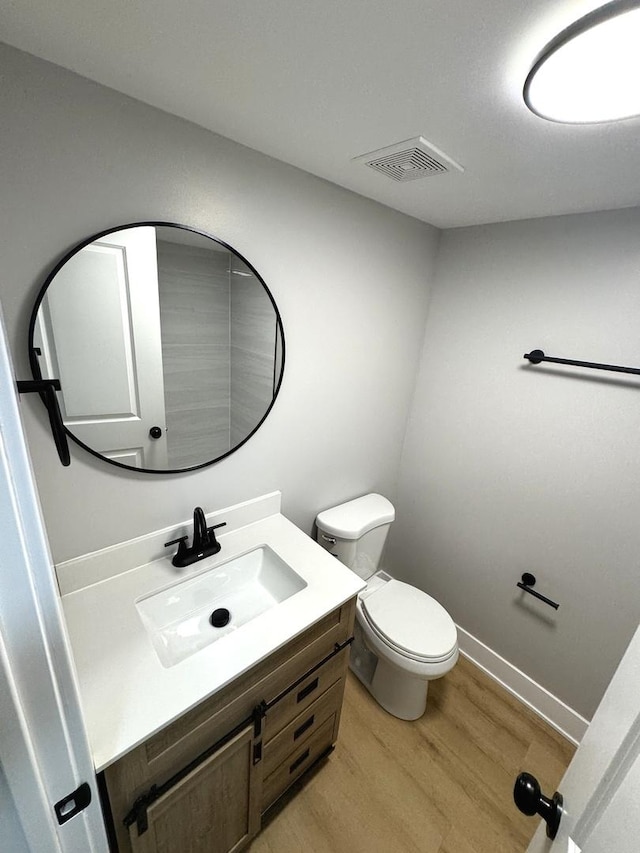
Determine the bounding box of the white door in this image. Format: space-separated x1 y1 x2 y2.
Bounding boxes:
35 226 169 469
526 622 640 852
0 306 108 852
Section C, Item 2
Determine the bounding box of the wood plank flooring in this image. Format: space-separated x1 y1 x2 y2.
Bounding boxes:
250 656 575 853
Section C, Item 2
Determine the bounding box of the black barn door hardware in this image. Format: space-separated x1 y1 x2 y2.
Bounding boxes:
517 573 559 610
514 772 563 839
524 349 640 376
16 379 70 466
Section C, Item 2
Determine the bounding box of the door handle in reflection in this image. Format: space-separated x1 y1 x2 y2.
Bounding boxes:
514 772 563 839
149 426 163 439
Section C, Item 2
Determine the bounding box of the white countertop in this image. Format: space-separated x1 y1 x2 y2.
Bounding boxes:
60 498 364 772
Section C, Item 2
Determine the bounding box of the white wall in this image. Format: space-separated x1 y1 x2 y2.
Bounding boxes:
388 208 640 720
0 43 439 563
0 766 29 853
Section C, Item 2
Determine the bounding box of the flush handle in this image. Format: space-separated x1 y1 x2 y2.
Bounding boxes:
320 533 336 545
514 772 563 839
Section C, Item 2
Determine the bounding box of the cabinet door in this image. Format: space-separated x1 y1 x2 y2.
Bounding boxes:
128 725 261 853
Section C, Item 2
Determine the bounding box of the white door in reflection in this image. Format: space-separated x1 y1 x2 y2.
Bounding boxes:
34 226 169 468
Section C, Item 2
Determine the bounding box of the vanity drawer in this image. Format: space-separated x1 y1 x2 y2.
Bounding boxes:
263 646 348 744
262 678 343 778
262 714 336 811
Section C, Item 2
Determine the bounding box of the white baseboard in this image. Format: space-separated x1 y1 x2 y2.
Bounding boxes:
456 624 589 746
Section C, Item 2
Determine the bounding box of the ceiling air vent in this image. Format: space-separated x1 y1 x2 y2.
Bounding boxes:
353 136 464 182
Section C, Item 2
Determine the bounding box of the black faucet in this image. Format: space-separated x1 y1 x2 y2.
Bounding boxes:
164 507 227 568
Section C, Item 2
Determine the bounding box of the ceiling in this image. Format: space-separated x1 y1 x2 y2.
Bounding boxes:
2 0 639 229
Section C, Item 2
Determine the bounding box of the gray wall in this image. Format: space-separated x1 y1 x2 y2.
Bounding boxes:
387 207 640 720
5 40 636 725
0 43 439 563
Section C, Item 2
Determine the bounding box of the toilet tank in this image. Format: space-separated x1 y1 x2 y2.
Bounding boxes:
315 493 395 580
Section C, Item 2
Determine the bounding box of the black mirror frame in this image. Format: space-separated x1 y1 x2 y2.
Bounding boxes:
27 221 285 474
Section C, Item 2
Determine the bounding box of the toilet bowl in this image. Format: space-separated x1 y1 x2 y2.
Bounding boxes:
316 494 458 720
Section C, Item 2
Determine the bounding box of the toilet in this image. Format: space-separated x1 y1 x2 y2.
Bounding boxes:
315 493 458 720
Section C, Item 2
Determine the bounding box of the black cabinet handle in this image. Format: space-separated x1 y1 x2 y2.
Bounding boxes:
293 715 315 741
514 772 563 839
289 749 310 774
297 678 319 703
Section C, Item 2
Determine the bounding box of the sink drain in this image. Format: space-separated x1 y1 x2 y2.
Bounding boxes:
210 607 231 628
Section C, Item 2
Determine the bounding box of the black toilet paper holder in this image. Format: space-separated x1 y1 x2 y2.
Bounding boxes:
516 573 559 610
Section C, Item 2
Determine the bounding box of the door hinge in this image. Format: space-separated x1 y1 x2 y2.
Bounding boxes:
54 782 92 825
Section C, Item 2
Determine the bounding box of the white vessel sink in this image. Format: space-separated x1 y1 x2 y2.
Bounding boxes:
136 546 307 667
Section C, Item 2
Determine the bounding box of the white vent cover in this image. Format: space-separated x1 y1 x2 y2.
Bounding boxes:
353 136 464 182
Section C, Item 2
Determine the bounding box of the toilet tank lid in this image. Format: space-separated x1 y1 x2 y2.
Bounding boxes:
315 493 395 539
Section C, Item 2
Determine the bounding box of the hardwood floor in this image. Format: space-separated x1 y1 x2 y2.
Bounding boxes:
250 656 575 853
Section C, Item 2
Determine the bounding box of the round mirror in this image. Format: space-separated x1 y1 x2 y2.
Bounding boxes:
28 222 285 473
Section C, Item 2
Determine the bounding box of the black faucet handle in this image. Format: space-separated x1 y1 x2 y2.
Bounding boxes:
206 521 226 540
164 535 188 548
205 521 226 546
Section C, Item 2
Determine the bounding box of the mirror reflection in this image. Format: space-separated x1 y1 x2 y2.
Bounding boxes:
30 224 284 472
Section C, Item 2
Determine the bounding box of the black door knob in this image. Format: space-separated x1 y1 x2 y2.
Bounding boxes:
514 772 563 839
149 426 163 439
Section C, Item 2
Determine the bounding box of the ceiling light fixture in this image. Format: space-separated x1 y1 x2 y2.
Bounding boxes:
524 0 640 123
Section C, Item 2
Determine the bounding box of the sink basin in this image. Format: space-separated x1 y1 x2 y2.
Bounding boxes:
136 546 307 667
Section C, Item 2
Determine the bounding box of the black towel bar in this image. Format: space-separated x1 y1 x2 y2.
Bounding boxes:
524 349 640 377
517 573 559 610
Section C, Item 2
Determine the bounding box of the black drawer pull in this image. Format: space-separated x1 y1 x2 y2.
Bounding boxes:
297 678 319 703
290 748 310 774
294 715 315 741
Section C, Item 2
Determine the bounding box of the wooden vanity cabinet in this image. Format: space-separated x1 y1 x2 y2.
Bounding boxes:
127 724 260 853
101 597 356 853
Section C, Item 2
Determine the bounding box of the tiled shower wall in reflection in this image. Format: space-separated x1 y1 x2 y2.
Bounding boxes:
157 240 231 468
157 240 277 469
230 256 278 448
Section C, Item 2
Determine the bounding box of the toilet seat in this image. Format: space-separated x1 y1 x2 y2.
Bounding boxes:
361 579 457 663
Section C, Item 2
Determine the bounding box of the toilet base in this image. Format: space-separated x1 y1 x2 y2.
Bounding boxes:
349 654 429 720
370 657 429 720
349 622 429 720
